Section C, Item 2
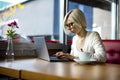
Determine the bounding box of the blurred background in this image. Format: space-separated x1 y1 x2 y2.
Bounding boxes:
0 0 119 43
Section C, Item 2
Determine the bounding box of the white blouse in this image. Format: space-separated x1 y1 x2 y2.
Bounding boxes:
70 31 106 62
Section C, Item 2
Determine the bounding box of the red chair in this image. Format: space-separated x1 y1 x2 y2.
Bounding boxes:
102 40 120 64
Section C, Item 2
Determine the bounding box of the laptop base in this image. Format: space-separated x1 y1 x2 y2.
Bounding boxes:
49 56 73 62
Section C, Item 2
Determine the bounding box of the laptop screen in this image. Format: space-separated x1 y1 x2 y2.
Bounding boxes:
33 37 50 61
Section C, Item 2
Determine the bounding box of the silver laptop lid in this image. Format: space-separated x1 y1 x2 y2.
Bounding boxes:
33 37 50 61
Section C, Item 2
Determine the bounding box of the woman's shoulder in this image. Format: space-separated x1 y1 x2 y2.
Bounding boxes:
84 31 101 47
86 31 100 40
87 31 99 36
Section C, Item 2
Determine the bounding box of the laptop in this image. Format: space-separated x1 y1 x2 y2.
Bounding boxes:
33 37 72 62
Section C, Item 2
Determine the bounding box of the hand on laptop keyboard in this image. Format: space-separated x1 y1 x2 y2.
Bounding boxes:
54 52 75 60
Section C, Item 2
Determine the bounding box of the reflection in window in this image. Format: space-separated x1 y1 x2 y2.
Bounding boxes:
0 0 28 11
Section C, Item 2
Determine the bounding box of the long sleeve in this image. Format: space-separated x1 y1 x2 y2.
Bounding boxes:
91 32 107 62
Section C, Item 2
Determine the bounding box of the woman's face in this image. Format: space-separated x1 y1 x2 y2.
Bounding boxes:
65 19 82 34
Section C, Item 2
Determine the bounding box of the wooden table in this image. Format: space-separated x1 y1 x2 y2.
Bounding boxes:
0 60 20 78
0 58 120 80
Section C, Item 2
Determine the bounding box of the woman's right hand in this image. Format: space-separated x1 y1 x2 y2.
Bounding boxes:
55 52 75 60
55 52 64 57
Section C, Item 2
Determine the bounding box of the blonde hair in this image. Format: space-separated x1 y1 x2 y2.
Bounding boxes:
63 8 87 34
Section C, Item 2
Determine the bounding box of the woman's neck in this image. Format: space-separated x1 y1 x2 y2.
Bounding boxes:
77 29 87 38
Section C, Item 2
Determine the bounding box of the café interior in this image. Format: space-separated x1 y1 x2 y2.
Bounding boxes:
0 0 120 80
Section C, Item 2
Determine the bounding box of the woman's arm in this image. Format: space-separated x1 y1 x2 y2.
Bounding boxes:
91 32 107 62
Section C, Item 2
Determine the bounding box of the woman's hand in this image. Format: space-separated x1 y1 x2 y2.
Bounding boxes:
55 52 75 60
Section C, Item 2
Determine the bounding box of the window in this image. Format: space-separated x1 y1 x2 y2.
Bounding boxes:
0 0 55 40
65 0 119 40
0 0 118 42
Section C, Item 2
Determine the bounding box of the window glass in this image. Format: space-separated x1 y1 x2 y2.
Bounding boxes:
0 0 118 42
67 1 114 40
0 0 55 41
0 0 28 11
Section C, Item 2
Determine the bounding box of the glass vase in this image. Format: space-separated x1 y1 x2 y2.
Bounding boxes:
5 36 14 64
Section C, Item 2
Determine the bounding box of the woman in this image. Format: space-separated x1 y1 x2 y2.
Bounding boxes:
55 8 106 62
